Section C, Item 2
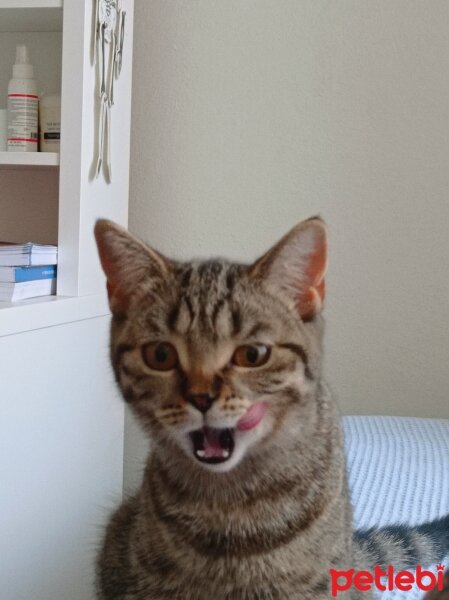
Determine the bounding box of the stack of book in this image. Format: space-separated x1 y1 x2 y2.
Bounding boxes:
0 242 58 302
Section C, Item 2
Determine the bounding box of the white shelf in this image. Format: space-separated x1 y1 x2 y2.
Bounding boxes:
0 151 59 168
0 293 110 338
0 1 62 32
0 0 61 6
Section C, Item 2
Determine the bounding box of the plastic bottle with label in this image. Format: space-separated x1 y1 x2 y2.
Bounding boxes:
40 94 61 152
7 45 38 152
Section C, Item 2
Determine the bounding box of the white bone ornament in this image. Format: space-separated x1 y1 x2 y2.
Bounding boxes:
94 0 126 182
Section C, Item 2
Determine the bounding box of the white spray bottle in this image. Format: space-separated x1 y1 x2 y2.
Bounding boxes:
7 44 38 152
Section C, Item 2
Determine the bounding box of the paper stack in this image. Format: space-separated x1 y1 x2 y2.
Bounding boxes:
0 243 57 302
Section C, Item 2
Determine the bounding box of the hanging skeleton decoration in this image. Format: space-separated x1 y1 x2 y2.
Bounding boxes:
94 0 126 182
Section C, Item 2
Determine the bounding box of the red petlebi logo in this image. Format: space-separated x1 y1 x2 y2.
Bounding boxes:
329 564 446 597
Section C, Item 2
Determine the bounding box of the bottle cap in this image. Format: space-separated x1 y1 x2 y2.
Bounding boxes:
12 44 34 79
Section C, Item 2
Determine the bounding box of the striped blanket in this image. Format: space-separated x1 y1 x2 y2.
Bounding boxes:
344 416 449 599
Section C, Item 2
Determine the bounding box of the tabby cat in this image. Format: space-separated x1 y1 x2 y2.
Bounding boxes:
94 217 449 599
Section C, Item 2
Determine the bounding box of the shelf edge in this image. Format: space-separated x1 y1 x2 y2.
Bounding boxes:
0 293 110 337
0 151 60 168
0 1 62 9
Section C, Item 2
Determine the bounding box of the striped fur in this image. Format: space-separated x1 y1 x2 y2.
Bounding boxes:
354 514 449 570
94 219 448 600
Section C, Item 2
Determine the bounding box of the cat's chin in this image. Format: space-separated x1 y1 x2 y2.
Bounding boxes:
169 402 271 473
184 422 267 473
190 427 235 464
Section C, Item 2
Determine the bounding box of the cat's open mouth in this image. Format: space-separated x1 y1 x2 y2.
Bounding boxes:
189 427 235 464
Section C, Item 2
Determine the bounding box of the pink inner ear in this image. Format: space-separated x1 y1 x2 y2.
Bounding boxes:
95 231 130 313
104 268 129 313
297 235 327 319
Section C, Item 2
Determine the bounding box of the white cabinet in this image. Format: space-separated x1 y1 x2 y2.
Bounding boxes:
0 0 134 323
0 2 134 598
0 318 124 600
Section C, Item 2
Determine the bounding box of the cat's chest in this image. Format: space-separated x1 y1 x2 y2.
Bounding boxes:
133 542 332 599
135 569 366 600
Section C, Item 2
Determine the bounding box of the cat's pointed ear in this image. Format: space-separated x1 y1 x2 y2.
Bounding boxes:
94 219 172 314
249 217 327 320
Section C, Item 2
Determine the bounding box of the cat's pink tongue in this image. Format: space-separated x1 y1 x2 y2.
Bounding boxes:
237 402 267 432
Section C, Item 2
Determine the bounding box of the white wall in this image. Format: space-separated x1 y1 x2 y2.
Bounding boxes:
125 0 449 488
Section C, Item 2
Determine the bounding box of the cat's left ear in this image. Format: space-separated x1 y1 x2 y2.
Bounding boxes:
249 217 327 320
94 219 172 314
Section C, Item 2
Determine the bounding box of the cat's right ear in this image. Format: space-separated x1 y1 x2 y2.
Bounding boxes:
249 217 327 321
94 220 171 314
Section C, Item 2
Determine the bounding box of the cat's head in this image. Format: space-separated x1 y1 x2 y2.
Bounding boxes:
95 218 327 473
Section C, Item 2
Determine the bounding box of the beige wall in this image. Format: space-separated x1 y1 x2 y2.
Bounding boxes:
125 0 449 487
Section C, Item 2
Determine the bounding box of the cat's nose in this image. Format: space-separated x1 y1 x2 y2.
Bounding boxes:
187 393 216 414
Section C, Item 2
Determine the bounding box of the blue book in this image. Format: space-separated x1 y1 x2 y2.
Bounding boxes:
0 265 57 283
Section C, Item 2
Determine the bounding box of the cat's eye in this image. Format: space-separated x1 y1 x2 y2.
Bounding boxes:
142 342 179 371
232 344 271 368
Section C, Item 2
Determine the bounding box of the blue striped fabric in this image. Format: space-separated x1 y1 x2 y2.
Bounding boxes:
343 416 449 599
